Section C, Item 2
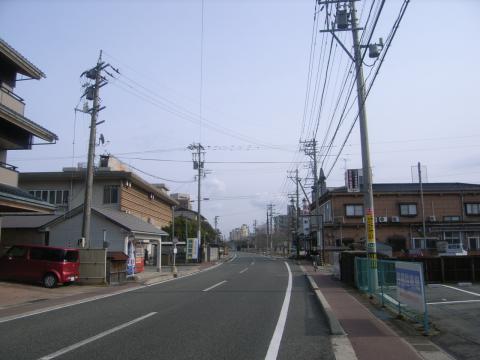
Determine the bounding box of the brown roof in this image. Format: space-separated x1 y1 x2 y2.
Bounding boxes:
107 251 128 261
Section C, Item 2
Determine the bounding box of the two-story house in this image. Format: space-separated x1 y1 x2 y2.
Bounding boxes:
2 155 178 272
0 37 58 249
314 179 480 260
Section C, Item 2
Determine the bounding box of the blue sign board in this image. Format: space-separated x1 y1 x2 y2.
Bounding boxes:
395 262 425 312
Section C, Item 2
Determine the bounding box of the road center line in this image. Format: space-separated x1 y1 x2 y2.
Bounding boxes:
441 284 480 297
239 268 249 274
265 262 292 360
202 280 227 292
38 312 157 360
428 299 480 305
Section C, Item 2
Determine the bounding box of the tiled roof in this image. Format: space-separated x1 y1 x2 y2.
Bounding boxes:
0 103 58 142
93 207 169 236
1 214 60 228
0 183 56 210
0 38 45 79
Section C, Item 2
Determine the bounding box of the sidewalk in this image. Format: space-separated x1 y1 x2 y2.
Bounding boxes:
302 262 452 360
0 259 226 320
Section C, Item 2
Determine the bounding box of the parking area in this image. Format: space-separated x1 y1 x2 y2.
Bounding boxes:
426 283 480 360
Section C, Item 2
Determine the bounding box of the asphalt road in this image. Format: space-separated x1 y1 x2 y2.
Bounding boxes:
426 283 480 360
0 253 334 360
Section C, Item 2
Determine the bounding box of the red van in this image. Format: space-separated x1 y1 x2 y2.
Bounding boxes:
0 245 79 288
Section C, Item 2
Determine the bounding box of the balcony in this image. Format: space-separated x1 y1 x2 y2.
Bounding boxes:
0 161 19 187
0 86 25 115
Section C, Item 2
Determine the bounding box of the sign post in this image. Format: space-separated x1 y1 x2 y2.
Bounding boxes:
172 237 178 278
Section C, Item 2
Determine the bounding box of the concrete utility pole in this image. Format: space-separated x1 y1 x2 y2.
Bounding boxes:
418 162 427 246
300 139 323 262
81 51 108 248
253 220 257 250
188 143 206 262
214 216 219 244
318 0 384 291
350 0 378 290
295 170 300 255
266 208 270 254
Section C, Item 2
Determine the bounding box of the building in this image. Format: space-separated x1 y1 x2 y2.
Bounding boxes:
313 180 480 259
2 155 178 272
0 37 58 250
170 193 191 210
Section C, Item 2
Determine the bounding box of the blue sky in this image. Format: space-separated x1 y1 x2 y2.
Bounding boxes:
1 0 479 236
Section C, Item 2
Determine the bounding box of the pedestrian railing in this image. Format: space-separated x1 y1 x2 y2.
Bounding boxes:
355 257 429 334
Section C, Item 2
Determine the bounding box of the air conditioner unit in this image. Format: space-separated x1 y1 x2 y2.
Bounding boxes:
378 216 388 223
428 216 437 222
391 216 400 223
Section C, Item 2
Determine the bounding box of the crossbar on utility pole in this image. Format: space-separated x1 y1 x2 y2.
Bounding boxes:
81 51 104 248
350 0 378 291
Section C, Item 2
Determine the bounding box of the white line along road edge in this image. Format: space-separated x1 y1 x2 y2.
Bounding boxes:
265 262 292 360
38 312 157 360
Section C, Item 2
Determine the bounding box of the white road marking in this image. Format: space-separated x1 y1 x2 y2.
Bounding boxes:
251 262 255 266
0 261 226 324
228 254 238 263
440 284 480 297
265 262 292 360
38 312 157 360
428 299 480 305
239 268 249 274
202 280 227 292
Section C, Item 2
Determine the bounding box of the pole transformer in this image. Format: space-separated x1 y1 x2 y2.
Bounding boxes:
81 51 108 248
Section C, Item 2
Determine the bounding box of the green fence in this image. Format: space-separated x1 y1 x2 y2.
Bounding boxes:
355 257 429 334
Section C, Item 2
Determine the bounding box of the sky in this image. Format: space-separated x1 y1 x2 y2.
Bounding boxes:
1 0 479 237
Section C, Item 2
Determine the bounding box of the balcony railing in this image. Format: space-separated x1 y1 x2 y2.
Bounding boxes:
0 161 19 187
0 86 25 115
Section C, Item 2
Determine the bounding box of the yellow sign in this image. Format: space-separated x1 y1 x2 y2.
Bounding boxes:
366 214 375 243
368 252 377 269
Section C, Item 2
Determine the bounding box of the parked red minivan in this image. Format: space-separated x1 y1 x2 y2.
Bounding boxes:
0 245 80 288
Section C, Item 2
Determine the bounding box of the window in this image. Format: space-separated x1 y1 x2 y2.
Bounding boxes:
411 238 438 249
444 231 461 245
345 204 363 217
29 190 69 206
468 237 479 250
400 204 417 216
465 203 480 215
6 246 27 258
103 185 119 204
443 216 460 222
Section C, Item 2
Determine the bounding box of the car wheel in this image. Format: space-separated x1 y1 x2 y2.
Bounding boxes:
43 273 58 288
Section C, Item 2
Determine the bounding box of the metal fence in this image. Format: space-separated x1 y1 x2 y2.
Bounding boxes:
355 257 429 334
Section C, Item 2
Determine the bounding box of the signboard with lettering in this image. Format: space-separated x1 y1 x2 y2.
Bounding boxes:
186 238 199 260
395 262 426 312
346 169 361 192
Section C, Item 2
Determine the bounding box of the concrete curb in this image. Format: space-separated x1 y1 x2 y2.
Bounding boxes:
305 274 346 336
301 266 358 360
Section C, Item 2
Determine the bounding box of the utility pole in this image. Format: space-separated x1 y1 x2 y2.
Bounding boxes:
300 139 323 262
266 208 270 254
80 51 109 248
318 0 384 291
418 162 427 247
188 143 206 262
295 170 300 256
253 220 257 251
214 215 219 245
